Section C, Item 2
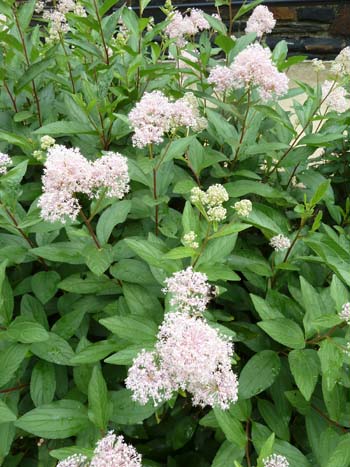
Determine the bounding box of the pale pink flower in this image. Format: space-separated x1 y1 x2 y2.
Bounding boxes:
91 152 130 199
208 65 236 93
125 350 175 405
163 266 211 314
0 153 12 175
38 190 81 223
56 453 88 467
156 312 239 409
190 9 210 31
90 432 141 467
263 454 289 467
245 5 276 38
129 91 205 148
322 80 348 113
331 46 350 76
230 44 289 101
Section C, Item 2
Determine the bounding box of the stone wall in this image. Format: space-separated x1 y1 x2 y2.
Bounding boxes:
136 1 350 58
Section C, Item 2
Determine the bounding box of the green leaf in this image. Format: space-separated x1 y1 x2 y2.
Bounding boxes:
31 332 75 366
30 243 85 264
288 349 319 401
71 340 118 365
0 401 16 424
326 434 350 467
30 361 56 407
0 131 31 150
100 315 158 344
96 200 131 244
197 263 240 281
239 351 281 399
49 446 94 462
0 343 29 388
213 408 246 448
105 344 154 365
51 308 85 340
34 121 95 136
300 276 326 338
83 244 113 276
16 58 55 93
330 275 349 312
7 317 49 344
31 271 60 304
15 400 89 439
318 340 343 391
233 0 263 20
310 180 330 206
110 389 156 424
257 400 289 441
299 133 344 146
58 273 115 294
212 441 245 467
258 318 305 349
257 433 275 467
88 366 109 431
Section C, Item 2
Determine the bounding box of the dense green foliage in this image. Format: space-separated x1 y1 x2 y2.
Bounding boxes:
0 0 349 466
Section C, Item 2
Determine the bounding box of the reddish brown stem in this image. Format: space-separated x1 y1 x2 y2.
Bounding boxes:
3 80 18 112
92 0 110 65
13 8 42 126
0 383 28 394
80 209 101 249
311 404 348 433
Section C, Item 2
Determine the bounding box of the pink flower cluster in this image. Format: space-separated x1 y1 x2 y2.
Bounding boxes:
163 266 211 314
126 312 239 410
165 9 209 47
42 0 86 41
322 81 348 114
208 44 289 101
245 5 276 38
38 145 129 223
128 91 206 148
0 153 12 175
57 432 141 467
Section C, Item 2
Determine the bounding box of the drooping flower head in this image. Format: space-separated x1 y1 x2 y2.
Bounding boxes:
322 80 348 114
56 453 88 467
245 5 276 38
163 266 211 314
0 153 12 175
90 432 142 467
263 454 289 467
270 234 291 251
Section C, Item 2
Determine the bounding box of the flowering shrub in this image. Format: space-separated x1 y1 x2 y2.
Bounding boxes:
0 0 349 466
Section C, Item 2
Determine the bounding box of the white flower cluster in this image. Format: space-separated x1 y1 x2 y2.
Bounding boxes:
190 184 229 222
43 0 86 42
331 46 350 77
182 231 199 249
270 234 291 252
263 454 289 467
322 81 348 114
339 302 350 324
233 199 252 217
0 153 12 175
57 432 141 467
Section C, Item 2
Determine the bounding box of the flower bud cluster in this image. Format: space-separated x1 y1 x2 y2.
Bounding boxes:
190 184 229 222
270 234 291 251
233 199 252 217
182 231 199 249
43 0 86 42
339 302 350 324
